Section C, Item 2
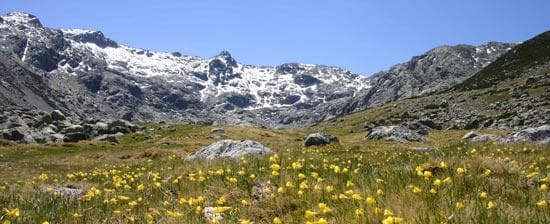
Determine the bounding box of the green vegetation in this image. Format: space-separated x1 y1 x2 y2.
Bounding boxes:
456 31 550 91
0 124 548 223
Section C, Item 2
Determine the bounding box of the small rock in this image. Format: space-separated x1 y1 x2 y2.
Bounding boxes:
203 207 224 223
52 187 84 199
462 131 479 139
211 128 225 133
251 181 277 201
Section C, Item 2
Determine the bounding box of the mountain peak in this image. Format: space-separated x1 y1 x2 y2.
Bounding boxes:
2 12 42 27
212 50 237 67
216 50 232 58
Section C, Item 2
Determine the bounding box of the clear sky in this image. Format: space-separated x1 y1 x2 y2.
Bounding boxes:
1 0 549 75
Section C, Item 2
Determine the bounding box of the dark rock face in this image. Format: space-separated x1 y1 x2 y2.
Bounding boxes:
366 126 425 143
185 140 272 160
304 133 339 146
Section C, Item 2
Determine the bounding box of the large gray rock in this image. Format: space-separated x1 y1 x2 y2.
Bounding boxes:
186 140 272 160
470 134 511 144
366 126 425 143
304 133 339 146
512 125 550 144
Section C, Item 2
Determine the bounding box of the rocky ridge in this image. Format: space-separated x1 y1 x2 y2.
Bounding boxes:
0 12 514 129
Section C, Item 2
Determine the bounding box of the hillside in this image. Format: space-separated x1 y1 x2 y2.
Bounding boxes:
456 31 550 90
314 31 550 133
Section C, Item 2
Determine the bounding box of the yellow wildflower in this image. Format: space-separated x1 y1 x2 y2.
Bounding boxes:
540 184 548 192
355 208 364 216
479 192 488 199
304 210 317 219
536 200 547 208
318 203 332 213
487 201 496 209
3 208 19 217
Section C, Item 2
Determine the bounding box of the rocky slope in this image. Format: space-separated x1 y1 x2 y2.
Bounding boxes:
0 12 513 128
316 31 549 132
354 42 514 108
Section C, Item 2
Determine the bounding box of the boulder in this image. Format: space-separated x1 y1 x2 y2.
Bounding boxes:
41 126 57 135
366 126 425 143
92 121 109 134
63 132 89 142
211 128 225 133
304 133 339 146
48 133 65 143
50 110 66 121
512 125 550 144
63 124 84 133
470 134 510 144
1 127 35 144
186 140 272 160
107 119 138 134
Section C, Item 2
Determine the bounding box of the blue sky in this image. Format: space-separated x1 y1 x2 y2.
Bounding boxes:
1 0 549 75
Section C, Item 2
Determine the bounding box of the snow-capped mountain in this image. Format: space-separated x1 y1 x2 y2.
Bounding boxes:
0 12 513 127
0 12 370 127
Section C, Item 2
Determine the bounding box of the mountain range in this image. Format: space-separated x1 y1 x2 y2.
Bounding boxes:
0 12 525 128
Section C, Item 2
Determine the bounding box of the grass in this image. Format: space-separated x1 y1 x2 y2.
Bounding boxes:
0 124 549 224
